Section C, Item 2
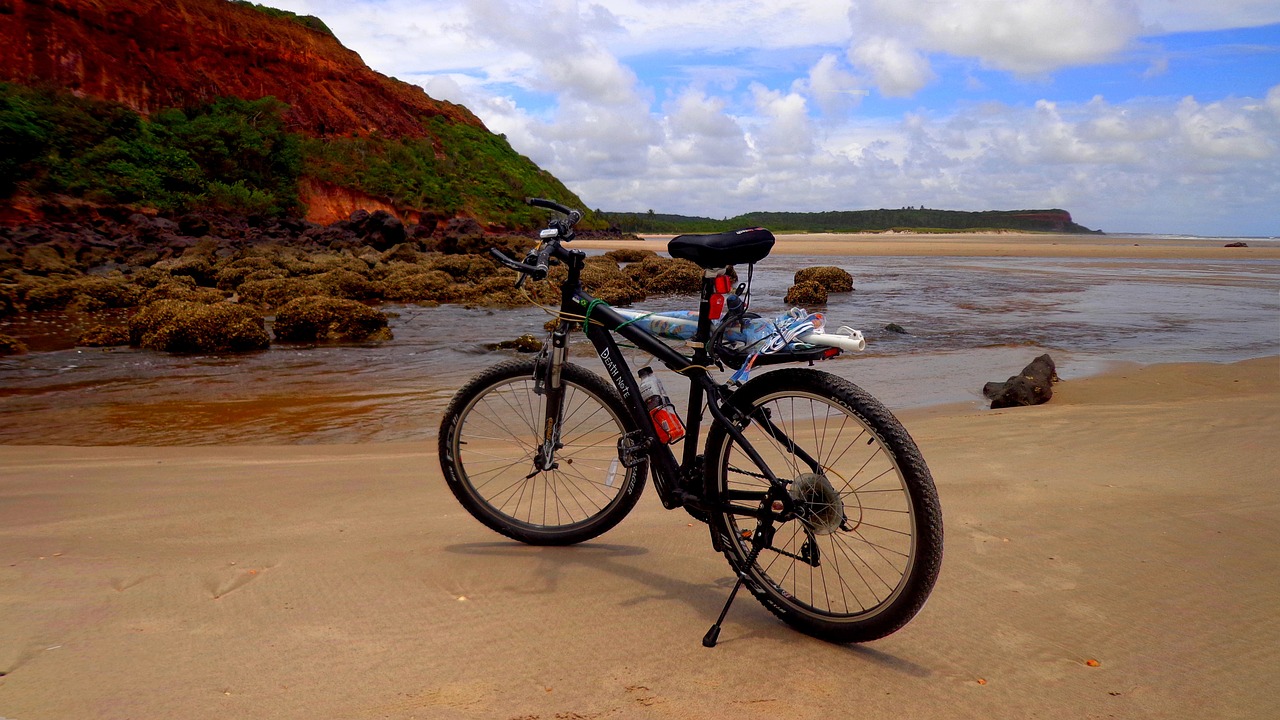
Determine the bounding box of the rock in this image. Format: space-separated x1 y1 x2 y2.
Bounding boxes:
0 333 28 356
130 300 270 353
884 323 908 334
983 354 1059 408
622 256 702 294
22 243 77 275
784 280 828 306
22 277 141 311
1224 241 1248 248
77 324 130 347
435 217 486 254
379 243 420 265
380 269 458 303
178 214 212 237
604 248 658 264
485 334 544 353
794 266 854 293
272 296 393 343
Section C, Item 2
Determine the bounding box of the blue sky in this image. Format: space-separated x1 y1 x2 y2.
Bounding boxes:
260 1 1280 236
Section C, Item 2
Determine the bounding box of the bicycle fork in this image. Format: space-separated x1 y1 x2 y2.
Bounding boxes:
530 324 571 473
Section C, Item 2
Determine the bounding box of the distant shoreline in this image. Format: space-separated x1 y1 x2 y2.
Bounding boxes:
577 231 1280 260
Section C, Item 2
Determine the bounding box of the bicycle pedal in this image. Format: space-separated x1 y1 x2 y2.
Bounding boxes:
616 430 650 468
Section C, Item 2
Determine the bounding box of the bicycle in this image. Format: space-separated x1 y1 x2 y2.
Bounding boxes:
438 198 942 646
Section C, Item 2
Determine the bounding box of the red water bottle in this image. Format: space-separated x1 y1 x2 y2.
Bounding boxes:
637 367 685 444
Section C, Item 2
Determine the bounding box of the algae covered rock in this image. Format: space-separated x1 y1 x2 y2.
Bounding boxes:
794 266 854 293
77 324 131 347
784 280 828 306
130 300 270 353
485 334 544 353
0 333 28 356
604 248 658 264
623 256 702 294
272 296 393 343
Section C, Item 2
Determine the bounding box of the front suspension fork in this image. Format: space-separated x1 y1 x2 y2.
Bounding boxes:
532 323 571 471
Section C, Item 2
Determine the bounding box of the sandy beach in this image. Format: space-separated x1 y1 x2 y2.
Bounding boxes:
2 231 1278 718
578 231 1280 260
2 355 1277 719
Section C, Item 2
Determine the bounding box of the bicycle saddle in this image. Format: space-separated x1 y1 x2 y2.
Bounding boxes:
668 228 775 268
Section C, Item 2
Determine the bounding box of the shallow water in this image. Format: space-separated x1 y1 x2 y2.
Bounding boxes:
2 251 1277 445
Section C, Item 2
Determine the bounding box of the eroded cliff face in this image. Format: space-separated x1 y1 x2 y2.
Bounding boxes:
0 0 483 137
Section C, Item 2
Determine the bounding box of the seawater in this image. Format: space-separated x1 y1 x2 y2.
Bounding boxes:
1 251 1276 445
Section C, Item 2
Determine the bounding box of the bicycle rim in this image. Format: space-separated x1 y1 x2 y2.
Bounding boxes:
451 375 633 532
716 390 920 622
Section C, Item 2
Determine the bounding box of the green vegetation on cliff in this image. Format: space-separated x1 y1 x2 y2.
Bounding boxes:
301 119 595 230
230 1 334 37
603 208 1097 234
0 83 595 229
1 84 301 215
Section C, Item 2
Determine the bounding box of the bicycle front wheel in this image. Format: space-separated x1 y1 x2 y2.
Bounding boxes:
438 358 646 545
704 368 942 642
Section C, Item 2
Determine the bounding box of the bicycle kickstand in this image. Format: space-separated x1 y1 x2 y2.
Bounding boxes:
703 524 772 648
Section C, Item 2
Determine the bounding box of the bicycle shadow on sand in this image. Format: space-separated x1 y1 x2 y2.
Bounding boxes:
443 541 933 676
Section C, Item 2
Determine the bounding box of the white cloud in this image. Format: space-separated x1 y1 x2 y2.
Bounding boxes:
847 36 935 97
800 54 867 116
847 0 1143 91
253 1 1280 234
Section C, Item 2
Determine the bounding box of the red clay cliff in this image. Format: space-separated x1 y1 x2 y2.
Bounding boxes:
0 0 483 137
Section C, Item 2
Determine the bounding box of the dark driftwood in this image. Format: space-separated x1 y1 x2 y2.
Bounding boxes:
983 354 1059 408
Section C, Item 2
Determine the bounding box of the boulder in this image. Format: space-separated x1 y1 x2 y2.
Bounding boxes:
485 334 544 353
130 300 270 353
272 296 393 343
604 248 658 264
435 217 486 254
77 324 130 347
22 243 77 275
0 333 27 356
784 280 828 306
983 354 1059 408
794 266 854 293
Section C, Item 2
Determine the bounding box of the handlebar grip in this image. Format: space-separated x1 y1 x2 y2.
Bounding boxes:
525 197 577 218
489 247 547 280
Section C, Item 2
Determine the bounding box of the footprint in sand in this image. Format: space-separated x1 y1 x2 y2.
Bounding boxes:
109 575 153 592
205 562 279 599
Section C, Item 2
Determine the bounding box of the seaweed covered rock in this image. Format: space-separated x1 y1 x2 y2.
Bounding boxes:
485 334 544 353
130 300 270 353
784 280 828 306
272 296 393 343
623 256 703 294
0 333 28 356
22 276 141 312
21 242 78 275
77 324 130 347
794 266 854 293
604 248 658 264
380 269 460 303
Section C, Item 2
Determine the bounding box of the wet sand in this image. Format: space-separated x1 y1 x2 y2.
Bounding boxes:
578 231 1280 259
2 356 1277 719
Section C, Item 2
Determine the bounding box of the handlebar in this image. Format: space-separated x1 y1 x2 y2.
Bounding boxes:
525 197 581 226
490 197 584 284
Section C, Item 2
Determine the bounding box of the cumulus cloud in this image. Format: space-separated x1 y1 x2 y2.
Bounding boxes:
846 0 1143 95
255 1 1280 234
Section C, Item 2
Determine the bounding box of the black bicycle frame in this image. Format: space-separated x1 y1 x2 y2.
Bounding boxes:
547 250 790 516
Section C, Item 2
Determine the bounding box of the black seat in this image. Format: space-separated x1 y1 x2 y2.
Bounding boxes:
668 228 775 269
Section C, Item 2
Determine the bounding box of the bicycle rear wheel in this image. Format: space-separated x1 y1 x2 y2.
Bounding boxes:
704 368 942 642
439 358 646 545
